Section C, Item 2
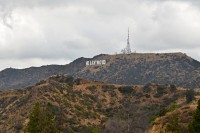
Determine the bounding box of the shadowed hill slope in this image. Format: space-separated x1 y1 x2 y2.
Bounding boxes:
0 52 200 90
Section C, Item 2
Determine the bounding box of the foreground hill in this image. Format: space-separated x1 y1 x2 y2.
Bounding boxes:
0 75 196 132
148 95 200 133
0 52 200 90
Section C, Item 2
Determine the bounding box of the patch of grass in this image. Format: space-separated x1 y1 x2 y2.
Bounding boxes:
167 104 178 112
149 115 157 123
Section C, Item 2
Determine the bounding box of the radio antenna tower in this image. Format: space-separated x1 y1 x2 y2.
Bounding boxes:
126 27 131 54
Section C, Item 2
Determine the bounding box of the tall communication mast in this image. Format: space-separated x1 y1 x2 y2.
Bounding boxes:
126 28 131 54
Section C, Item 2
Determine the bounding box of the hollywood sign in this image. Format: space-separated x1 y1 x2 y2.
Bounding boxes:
86 60 106 66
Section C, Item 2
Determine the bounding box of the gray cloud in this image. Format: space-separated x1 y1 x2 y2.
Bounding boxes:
0 0 200 70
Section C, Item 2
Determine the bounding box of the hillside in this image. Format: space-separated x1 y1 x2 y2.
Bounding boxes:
0 75 194 133
148 95 200 133
74 53 200 89
0 52 200 90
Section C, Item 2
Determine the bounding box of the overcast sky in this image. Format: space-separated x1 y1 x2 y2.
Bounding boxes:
0 0 200 70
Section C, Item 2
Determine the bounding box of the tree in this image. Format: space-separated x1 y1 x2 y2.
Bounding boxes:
186 89 195 103
170 84 176 92
188 100 200 133
166 114 181 133
25 102 58 133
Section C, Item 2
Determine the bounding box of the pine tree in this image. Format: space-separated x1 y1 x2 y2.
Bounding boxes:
25 102 41 133
188 100 200 133
25 102 58 133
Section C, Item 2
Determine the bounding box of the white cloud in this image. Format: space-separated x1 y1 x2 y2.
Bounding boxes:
0 0 200 70
0 58 70 70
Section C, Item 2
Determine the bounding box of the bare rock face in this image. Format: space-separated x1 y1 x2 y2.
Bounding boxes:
0 52 200 90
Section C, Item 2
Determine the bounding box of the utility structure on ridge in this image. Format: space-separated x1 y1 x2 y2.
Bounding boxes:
126 28 131 54
121 28 132 54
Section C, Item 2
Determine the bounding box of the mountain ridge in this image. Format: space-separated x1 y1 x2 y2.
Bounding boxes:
0 52 200 90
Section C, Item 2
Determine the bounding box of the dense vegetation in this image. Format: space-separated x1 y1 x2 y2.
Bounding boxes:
188 100 200 133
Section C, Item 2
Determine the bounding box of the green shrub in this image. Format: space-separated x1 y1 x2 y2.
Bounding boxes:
170 84 177 92
172 94 180 101
86 86 97 92
135 92 143 98
145 94 150 98
79 125 102 133
102 85 116 92
144 83 152 93
74 78 82 85
50 75 74 86
186 89 195 103
157 86 167 95
66 118 79 125
158 108 168 116
154 86 167 98
167 104 178 112
97 102 103 109
101 117 109 124
149 116 157 123
118 86 135 94
86 94 98 102
163 97 173 106
74 105 84 111
110 91 117 97
66 127 76 133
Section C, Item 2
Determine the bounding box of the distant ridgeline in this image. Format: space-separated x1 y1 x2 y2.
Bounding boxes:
0 52 200 90
86 60 106 66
